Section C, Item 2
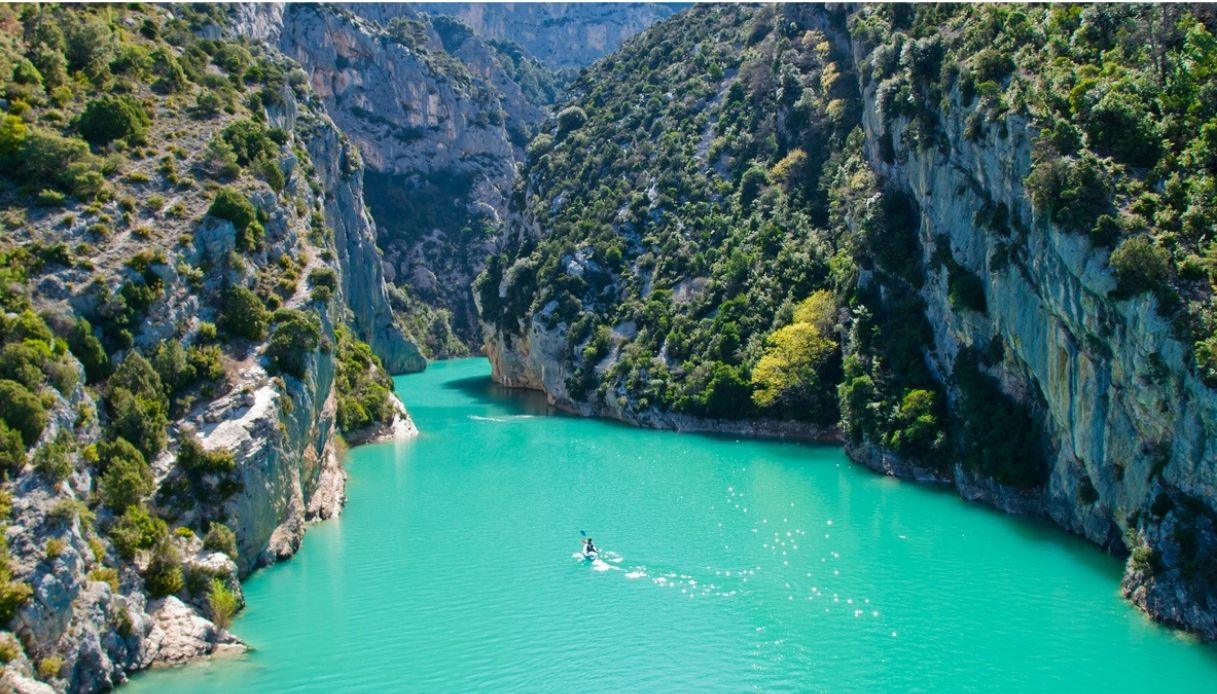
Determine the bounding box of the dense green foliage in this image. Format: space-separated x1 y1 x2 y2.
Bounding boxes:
77 94 150 146
218 285 269 340
177 436 234 475
480 5 861 424
207 578 238 629
202 521 238 560
852 4 1217 383
0 6 387 663
96 436 153 511
207 187 264 252
481 3 1217 500
334 326 396 434
0 378 47 447
265 308 323 378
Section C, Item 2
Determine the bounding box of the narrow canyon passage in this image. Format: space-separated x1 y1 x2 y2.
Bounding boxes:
130 360 1217 692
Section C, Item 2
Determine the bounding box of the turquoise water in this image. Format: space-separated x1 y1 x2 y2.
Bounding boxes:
131 358 1217 692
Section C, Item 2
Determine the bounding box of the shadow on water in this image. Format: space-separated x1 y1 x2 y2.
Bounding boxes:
442 374 554 416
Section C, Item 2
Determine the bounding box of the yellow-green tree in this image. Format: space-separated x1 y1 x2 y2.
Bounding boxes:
751 291 838 418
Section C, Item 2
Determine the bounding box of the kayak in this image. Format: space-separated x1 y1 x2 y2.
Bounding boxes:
582 551 598 561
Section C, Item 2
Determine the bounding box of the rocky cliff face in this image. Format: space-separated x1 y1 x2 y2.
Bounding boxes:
844 25 1217 639
479 4 1217 639
0 5 418 690
416 2 679 69
234 3 558 353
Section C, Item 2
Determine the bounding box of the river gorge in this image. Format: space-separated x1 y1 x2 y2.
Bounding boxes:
127 360 1217 691
4 4 1217 690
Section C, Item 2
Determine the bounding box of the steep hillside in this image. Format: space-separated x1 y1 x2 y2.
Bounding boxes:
478 4 1217 639
416 2 680 70
0 4 415 690
234 4 566 355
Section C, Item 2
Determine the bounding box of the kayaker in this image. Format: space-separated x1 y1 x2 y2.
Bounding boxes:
583 537 598 557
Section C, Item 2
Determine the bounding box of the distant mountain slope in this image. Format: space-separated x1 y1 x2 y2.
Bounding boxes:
416 2 682 69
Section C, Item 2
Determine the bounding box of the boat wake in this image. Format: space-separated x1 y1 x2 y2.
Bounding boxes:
469 414 536 423
572 549 738 597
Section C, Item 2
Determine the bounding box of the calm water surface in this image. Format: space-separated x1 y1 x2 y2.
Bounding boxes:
130 358 1217 692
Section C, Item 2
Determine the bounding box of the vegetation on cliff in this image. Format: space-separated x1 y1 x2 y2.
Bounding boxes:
0 3 406 686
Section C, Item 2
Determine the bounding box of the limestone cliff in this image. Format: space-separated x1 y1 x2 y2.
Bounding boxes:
842 18 1217 639
233 3 558 352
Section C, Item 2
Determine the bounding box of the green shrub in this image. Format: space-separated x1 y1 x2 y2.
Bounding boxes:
948 267 987 313
107 388 168 461
218 285 268 340
67 318 109 383
88 566 119 591
188 344 225 392
1025 155 1112 235
0 579 32 624
220 119 277 166
952 352 1047 488
0 535 32 622
44 538 65 560
178 436 235 475
680 362 751 419
151 341 195 397
206 188 263 252
35 188 66 206
308 267 338 302
333 326 396 432
1109 236 1170 297
971 47 1015 83
106 354 169 461
739 166 769 206
265 309 322 378
0 116 105 197
0 421 25 477
1082 90 1161 168
36 656 63 681
887 389 942 456
108 504 166 559
1195 335 1217 387
556 106 588 136
203 521 238 560
143 539 183 597
207 578 239 629
77 95 151 146
32 430 74 482
97 438 153 511
193 89 222 118
0 379 47 447
0 633 20 664
0 341 47 390
151 48 188 93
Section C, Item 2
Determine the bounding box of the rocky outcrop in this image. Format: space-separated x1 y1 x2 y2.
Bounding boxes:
144 597 243 667
416 3 679 69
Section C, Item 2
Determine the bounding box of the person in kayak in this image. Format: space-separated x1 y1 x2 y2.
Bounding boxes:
582 537 598 557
